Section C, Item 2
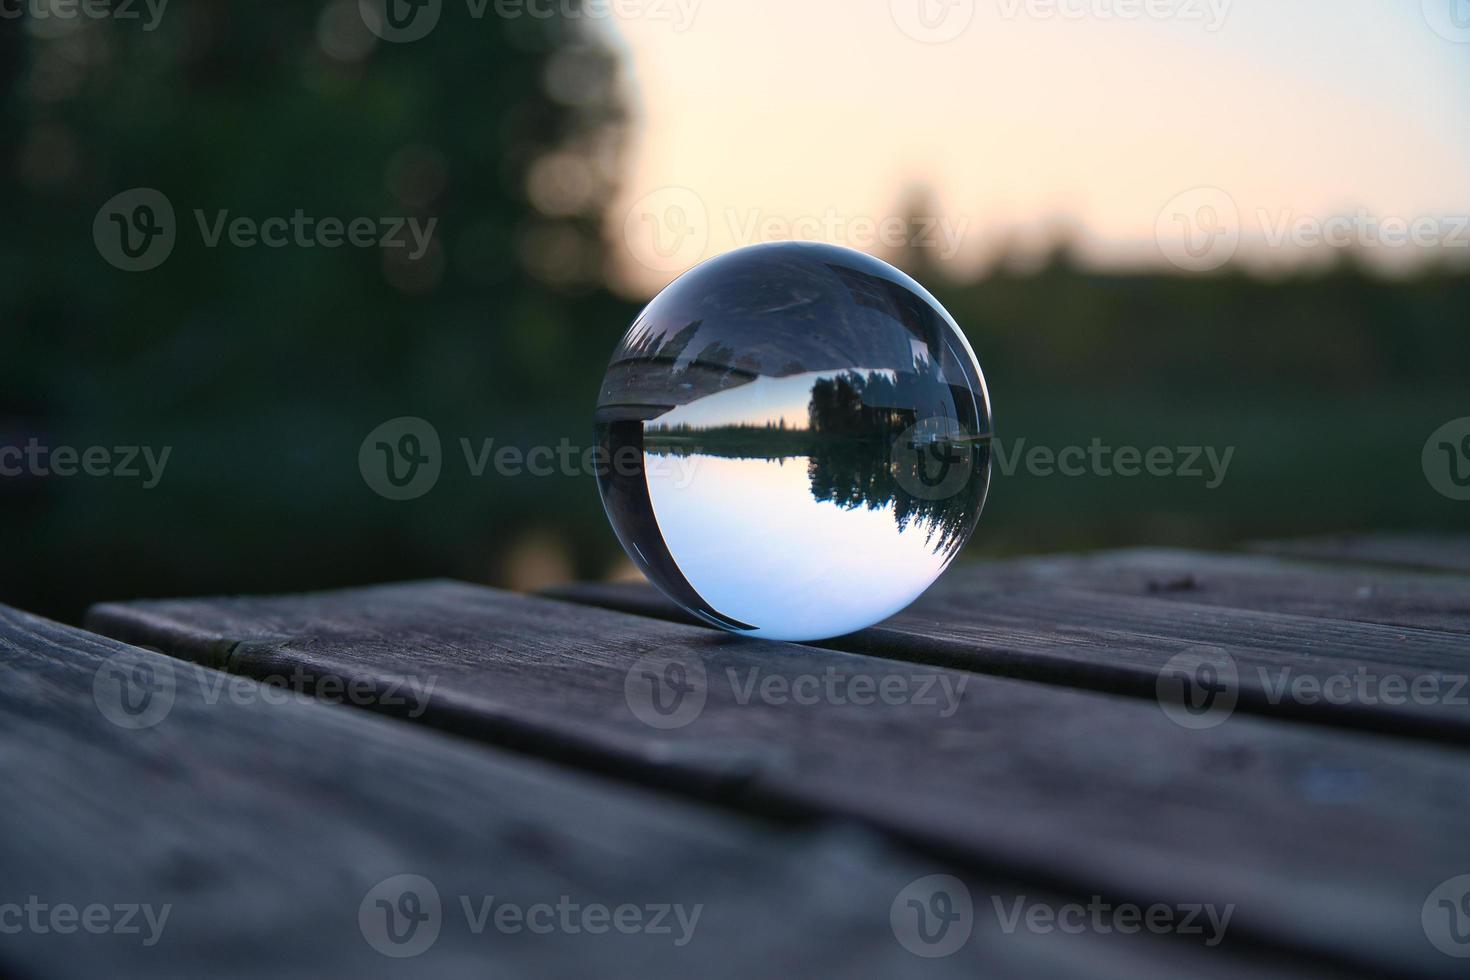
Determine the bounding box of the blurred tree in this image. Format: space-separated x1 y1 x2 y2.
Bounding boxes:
0 1 637 620
1 8 1466 622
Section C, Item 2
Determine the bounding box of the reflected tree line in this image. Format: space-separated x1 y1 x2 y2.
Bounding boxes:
646 369 988 556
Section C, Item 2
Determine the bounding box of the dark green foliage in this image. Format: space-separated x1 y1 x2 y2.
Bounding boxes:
1 9 1465 621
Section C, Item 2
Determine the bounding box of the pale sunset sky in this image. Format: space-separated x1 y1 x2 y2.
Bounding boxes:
594 0 1470 293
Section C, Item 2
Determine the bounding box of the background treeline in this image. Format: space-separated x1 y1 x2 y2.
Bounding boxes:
2 5 1465 621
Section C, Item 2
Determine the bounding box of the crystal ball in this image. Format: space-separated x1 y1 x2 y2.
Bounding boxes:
596 242 992 642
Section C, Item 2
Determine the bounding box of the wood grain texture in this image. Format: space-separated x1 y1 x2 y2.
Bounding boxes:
548 554 1470 744
1252 534 1470 574
1 604 1220 980
87 582 1470 978
943 548 1470 635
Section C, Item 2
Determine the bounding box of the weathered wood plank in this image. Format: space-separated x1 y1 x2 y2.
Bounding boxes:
0 604 1202 980
1252 534 1470 574
941 548 1470 635
548 563 1470 744
87 582 1470 978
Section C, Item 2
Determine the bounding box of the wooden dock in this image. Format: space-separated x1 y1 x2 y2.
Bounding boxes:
2 533 1468 977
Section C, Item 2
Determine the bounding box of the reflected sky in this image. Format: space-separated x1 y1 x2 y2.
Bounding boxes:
646 453 956 639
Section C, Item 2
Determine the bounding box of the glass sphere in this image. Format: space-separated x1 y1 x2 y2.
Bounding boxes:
596 242 991 642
